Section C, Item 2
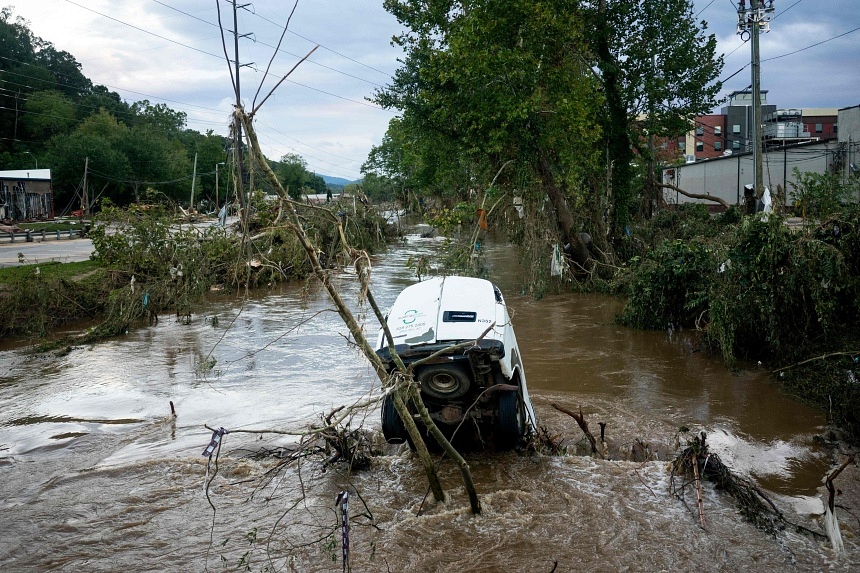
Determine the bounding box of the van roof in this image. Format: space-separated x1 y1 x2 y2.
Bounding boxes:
383 276 503 347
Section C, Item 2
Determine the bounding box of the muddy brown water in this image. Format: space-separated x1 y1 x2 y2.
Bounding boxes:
0 221 857 571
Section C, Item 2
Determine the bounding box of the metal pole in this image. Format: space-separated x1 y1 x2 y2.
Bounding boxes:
738 1 775 200
23 151 37 169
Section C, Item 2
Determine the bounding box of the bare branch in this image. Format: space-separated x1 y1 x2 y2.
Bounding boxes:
251 45 320 117
654 180 731 210
252 0 301 109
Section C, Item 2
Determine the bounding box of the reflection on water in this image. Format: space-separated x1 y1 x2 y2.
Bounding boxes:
0 222 853 571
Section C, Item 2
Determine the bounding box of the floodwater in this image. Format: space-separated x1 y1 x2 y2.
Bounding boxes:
0 221 857 572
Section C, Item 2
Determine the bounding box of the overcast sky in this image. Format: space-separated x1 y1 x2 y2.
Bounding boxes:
11 0 860 180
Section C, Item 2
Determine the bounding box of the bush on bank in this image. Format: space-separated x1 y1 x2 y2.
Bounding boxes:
0 196 392 342
619 203 860 442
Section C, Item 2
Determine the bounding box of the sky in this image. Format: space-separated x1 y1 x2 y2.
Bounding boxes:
10 0 860 181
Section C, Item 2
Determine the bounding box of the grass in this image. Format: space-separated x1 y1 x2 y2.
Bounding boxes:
15 221 87 233
0 259 101 285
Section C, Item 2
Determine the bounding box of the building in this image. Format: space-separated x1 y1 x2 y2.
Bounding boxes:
763 108 838 148
661 105 859 209
721 90 777 155
0 169 54 222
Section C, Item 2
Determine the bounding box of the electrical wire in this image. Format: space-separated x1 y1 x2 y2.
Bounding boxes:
150 0 387 88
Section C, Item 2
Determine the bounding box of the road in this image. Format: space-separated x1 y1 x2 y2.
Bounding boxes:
0 237 94 267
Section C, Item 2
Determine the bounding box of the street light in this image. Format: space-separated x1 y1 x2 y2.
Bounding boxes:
23 151 38 169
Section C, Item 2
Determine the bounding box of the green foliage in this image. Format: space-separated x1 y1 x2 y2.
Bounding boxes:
0 261 116 339
619 238 718 329
790 168 859 219
707 217 849 363
780 356 860 443
621 206 860 364
426 202 476 236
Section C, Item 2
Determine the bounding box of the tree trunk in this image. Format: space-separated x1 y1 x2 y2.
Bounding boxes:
594 0 634 237
537 151 590 270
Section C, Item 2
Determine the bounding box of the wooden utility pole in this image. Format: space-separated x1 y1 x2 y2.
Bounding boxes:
82 156 89 216
738 0 775 198
231 0 253 212
189 152 198 211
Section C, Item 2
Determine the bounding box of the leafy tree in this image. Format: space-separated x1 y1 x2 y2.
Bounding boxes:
22 90 77 140
274 153 310 200
377 0 604 266
790 168 859 220
307 173 327 194
584 0 723 231
130 100 187 134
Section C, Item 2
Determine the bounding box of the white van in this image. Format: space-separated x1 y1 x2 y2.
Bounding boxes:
376 276 537 449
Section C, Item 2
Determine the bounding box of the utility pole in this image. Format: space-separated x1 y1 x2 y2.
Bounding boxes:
82 156 89 216
737 0 775 199
230 0 253 212
190 152 198 211
215 161 226 209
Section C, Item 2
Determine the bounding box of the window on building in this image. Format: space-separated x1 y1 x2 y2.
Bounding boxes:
714 141 722 151
696 141 704 152
695 126 704 136
714 126 722 136
834 124 838 134
732 124 741 134
732 140 740 150
678 141 686 151
815 123 823 133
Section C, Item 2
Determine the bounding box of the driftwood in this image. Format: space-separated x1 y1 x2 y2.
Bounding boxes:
551 403 603 458
654 180 731 210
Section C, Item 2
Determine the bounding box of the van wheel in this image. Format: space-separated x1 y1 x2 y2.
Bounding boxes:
381 394 408 444
497 390 524 449
416 364 471 400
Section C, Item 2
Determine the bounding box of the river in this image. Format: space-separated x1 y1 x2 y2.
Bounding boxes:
0 220 857 571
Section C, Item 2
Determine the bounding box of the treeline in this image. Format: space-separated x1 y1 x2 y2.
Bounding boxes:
0 7 326 213
361 0 723 261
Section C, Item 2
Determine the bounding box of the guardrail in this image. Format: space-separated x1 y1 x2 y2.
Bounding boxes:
0 228 85 244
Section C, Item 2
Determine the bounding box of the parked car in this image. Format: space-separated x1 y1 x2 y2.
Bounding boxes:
375 276 537 450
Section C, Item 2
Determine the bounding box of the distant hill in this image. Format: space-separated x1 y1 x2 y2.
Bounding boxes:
321 175 361 188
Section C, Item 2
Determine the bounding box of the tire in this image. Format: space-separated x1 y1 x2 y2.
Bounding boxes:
496 389 525 449
381 393 408 444
416 363 472 400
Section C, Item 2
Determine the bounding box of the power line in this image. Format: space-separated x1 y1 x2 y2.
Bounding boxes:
60 0 387 110
150 0 386 88
763 25 860 62
771 0 804 21
695 0 719 19
63 0 224 60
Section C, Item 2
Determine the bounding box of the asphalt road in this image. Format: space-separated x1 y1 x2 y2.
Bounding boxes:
0 237 94 267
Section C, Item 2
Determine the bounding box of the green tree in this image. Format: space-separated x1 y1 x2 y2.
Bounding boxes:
377 0 604 266
585 0 723 231
274 153 310 200
22 90 77 140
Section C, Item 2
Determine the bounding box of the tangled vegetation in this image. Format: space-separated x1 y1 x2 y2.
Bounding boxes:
0 194 392 343
616 197 860 441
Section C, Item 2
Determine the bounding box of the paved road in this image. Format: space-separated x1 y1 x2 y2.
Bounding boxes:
0 237 94 267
